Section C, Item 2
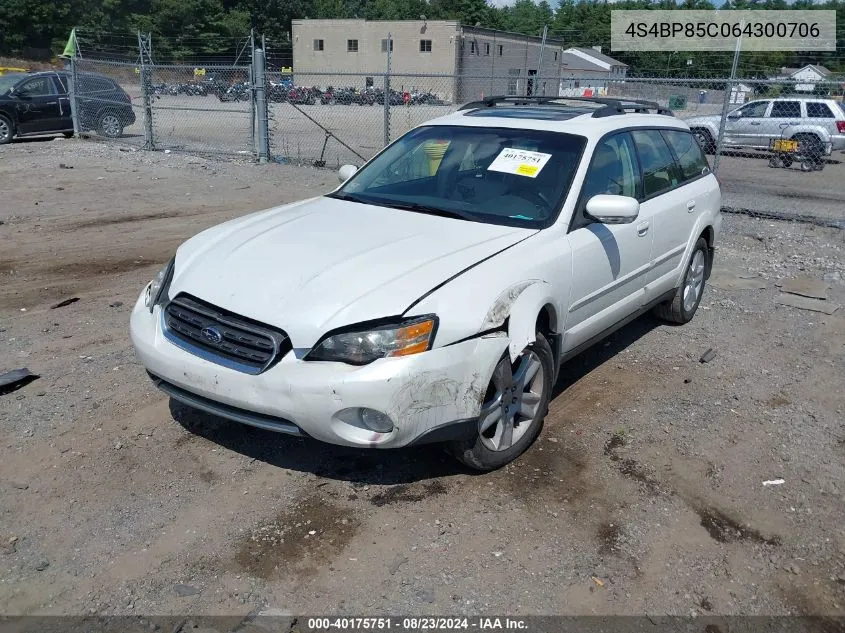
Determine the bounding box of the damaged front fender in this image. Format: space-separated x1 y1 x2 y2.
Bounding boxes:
500 281 557 362
386 333 509 442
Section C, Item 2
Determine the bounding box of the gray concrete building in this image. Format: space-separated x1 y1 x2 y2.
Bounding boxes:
455 26 566 102
290 19 626 103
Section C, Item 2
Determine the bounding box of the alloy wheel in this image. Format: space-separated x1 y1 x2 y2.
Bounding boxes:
0 119 11 143
683 249 706 313
477 351 545 452
100 114 121 138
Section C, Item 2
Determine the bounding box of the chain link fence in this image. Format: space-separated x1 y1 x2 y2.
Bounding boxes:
69 30 261 158
63 32 844 227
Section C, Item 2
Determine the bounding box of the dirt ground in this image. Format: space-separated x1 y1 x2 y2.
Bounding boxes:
1 138 845 619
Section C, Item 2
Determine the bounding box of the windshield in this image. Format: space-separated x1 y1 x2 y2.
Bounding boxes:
0 74 24 94
332 125 587 229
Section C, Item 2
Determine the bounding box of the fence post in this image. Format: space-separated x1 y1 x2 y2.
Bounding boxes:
138 32 155 151
249 30 256 157
68 56 81 136
254 46 269 163
712 26 743 174
383 32 392 148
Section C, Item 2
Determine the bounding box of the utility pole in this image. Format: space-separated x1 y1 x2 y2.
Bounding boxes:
712 22 743 174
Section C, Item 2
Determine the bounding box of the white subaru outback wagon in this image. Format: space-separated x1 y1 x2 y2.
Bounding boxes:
130 96 722 471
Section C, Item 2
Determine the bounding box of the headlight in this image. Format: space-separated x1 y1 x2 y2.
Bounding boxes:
306 316 437 365
144 257 175 313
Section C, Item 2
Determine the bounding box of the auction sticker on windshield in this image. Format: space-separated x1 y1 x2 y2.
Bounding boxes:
487 148 552 178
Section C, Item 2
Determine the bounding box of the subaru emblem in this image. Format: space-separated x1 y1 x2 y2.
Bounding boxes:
200 326 223 344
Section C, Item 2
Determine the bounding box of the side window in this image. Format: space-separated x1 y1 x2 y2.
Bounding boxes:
661 129 710 183
806 102 834 118
581 133 640 203
631 130 682 199
18 77 56 97
738 101 769 118
770 101 800 118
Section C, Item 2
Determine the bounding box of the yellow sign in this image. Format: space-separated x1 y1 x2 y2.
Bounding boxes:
0 67 28 75
194 68 206 76
516 164 539 177
281 66 292 73
134 67 140 74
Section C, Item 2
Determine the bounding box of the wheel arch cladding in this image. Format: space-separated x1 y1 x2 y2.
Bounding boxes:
480 281 558 363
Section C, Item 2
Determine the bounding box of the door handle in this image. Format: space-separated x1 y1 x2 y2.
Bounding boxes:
637 222 650 237
687 200 696 212
750 122 761 126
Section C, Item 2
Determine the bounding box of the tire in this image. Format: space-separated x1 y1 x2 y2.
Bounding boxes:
800 160 813 172
692 128 715 154
0 115 13 145
795 134 824 168
447 332 554 471
781 155 793 168
97 112 123 138
652 237 709 325
768 156 781 168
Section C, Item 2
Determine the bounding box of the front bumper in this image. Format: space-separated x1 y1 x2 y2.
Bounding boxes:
129 293 508 448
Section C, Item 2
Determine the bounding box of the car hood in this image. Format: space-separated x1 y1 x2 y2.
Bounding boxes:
684 113 719 125
169 196 537 346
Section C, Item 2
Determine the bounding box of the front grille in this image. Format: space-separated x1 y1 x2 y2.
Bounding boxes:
163 293 290 374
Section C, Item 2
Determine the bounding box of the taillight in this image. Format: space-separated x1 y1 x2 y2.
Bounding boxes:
837 120 845 134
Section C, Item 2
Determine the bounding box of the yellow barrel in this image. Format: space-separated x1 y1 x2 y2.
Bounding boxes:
423 140 450 176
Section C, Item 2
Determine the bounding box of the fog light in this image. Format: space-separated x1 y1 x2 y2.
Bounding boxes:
359 408 394 433
337 407 394 433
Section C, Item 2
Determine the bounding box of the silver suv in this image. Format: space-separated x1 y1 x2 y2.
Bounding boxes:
686 97 845 159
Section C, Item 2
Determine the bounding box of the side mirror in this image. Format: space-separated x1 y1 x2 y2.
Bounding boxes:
338 164 358 183
586 194 640 224
727 112 741 119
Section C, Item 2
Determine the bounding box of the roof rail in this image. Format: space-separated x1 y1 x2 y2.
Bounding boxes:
458 95 674 118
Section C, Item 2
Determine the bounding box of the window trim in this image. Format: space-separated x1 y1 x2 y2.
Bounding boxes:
420 39 432 53
568 126 715 234
347 39 359 53
313 38 324 51
498 45 503 56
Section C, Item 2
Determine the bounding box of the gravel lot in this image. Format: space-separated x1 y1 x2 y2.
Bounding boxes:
1 138 844 619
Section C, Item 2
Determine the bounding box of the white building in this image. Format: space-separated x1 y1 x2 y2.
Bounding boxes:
778 64 832 92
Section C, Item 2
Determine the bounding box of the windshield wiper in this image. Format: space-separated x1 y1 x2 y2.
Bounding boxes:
325 191 368 203
327 192 475 222
379 201 476 222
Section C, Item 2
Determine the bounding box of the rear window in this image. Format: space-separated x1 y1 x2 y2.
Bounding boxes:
661 129 710 183
807 102 834 118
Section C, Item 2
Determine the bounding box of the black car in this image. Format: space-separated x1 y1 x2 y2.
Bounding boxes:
0 70 136 144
